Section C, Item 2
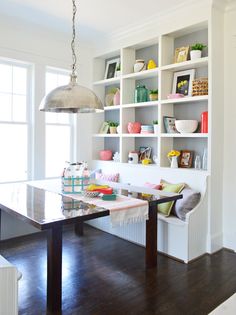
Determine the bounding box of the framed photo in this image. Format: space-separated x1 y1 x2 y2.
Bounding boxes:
163 116 177 133
172 69 195 96
179 150 193 168
99 122 109 134
138 146 152 162
104 58 120 79
174 46 190 63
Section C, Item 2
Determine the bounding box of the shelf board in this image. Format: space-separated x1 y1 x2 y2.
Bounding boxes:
161 95 208 104
122 68 159 80
122 133 157 138
122 101 159 108
93 77 120 86
161 57 208 71
93 134 120 138
104 105 121 111
161 133 208 138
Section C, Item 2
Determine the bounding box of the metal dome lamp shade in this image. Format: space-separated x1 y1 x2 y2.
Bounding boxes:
39 0 103 113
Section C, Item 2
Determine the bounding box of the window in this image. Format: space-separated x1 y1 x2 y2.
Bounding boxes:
0 61 31 182
45 68 76 178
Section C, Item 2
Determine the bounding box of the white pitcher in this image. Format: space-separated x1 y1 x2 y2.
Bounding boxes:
168 156 178 168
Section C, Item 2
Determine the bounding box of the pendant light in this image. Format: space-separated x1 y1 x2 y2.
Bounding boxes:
39 0 103 113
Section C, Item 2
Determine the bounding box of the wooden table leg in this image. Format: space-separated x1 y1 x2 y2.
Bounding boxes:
75 222 84 236
47 225 62 313
145 203 157 269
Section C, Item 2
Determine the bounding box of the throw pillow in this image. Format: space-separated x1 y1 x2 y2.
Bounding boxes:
95 172 119 182
158 181 185 216
172 188 201 221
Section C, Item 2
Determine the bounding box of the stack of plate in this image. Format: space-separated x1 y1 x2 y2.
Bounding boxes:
141 125 154 134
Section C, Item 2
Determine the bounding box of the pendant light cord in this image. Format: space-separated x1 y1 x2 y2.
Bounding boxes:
71 0 77 82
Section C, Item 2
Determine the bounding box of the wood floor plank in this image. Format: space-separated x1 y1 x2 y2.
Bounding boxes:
1 225 236 315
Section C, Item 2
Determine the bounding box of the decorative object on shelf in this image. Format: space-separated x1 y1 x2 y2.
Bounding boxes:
175 120 198 133
167 93 185 99
108 121 119 134
153 120 159 134
133 59 146 73
141 125 154 134
113 152 120 163
147 59 157 70
105 87 117 106
172 69 196 97
39 0 102 113
128 151 139 164
192 77 208 96
167 150 180 168
201 111 208 133
163 116 178 133
190 43 207 60
142 158 152 165
99 121 109 134
115 64 121 77
104 58 120 79
127 122 141 133
174 46 190 63
194 155 201 169
179 150 193 168
99 150 113 161
153 155 158 164
139 146 152 162
117 125 121 134
202 148 208 170
148 89 158 101
134 85 148 103
113 88 120 105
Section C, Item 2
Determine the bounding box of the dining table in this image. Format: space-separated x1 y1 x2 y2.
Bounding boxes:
0 179 182 314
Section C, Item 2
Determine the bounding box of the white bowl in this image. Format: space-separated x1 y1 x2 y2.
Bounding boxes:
175 120 198 133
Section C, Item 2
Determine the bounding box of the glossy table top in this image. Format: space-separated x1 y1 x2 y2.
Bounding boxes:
0 182 109 230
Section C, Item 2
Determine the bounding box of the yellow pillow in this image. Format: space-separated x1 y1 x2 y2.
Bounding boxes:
158 182 185 216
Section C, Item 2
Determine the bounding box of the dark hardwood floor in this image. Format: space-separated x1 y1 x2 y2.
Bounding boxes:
1 225 236 315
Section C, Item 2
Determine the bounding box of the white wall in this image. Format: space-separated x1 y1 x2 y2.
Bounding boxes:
223 6 236 251
0 15 94 239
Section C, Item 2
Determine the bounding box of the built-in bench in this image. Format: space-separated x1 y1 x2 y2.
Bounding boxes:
0 255 22 315
89 163 208 263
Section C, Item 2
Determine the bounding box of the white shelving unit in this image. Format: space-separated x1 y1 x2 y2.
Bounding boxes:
92 23 209 171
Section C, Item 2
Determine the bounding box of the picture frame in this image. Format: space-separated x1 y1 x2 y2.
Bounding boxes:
104 58 120 79
172 69 196 96
163 116 178 133
179 150 193 168
174 46 190 63
138 146 152 162
99 122 109 134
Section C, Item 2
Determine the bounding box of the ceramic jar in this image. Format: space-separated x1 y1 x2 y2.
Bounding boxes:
134 85 148 103
99 150 113 160
127 122 141 133
133 59 146 73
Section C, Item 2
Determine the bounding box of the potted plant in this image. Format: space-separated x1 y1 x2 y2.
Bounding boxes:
149 89 158 101
153 120 159 134
115 64 121 77
167 150 180 168
108 121 119 134
190 43 207 60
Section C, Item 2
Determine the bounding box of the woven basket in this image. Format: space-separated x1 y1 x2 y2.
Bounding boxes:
192 77 208 96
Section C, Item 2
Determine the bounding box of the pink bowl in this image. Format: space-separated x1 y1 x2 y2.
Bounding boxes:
99 150 113 160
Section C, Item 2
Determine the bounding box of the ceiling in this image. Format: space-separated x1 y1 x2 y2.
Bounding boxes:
0 0 199 41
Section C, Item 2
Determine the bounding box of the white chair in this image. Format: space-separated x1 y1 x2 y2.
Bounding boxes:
0 255 22 315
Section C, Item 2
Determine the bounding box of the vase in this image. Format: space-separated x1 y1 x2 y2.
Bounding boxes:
113 89 120 105
169 156 178 168
134 85 148 103
133 59 146 73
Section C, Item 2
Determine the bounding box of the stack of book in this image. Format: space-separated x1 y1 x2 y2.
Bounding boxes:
141 125 154 134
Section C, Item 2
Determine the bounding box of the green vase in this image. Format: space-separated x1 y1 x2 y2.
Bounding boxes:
134 85 148 103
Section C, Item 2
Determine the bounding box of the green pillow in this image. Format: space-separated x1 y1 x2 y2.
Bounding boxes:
158 182 185 216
